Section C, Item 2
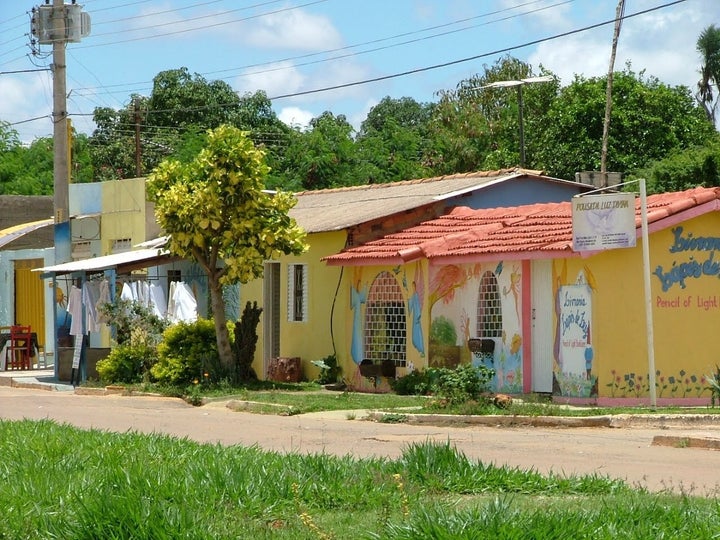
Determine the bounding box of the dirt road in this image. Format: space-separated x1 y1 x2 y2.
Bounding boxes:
1 386 719 495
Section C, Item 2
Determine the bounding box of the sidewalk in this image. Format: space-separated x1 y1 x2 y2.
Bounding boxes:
0 367 75 392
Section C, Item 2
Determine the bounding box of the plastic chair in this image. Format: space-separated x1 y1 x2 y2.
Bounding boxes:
8 325 32 370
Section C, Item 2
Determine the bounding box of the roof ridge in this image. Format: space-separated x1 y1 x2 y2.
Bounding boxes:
294 167 523 196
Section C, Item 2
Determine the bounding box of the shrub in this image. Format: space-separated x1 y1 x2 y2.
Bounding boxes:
391 363 495 405
151 319 220 385
98 298 169 346
96 344 158 384
311 353 342 385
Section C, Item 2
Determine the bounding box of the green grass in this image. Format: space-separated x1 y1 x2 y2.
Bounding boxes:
0 419 718 539
120 381 720 418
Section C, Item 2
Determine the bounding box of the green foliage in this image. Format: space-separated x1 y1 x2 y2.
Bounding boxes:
391 363 495 405
232 301 262 382
429 315 457 346
151 318 220 385
147 124 307 370
311 353 342 385
96 344 158 384
630 137 720 194
1 421 655 539
147 125 307 286
706 365 720 407
98 298 169 347
537 66 716 179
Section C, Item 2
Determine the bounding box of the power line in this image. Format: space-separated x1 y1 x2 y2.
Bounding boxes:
9 0 689 132
67 0 566 98
268 0 688 101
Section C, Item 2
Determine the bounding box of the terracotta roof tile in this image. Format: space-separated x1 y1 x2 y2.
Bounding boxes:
324 186 720 266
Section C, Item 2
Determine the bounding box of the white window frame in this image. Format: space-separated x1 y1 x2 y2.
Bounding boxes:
287 263 308 322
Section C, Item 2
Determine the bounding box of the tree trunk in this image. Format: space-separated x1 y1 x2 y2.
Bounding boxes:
208 271 233 371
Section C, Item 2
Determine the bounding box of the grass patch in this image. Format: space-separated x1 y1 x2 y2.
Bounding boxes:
0 420 717 539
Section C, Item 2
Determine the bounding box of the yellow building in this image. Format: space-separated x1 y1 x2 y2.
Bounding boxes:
324 186 720 405
242 168 593 384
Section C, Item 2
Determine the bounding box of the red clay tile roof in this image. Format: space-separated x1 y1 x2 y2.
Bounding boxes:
323 186 720 266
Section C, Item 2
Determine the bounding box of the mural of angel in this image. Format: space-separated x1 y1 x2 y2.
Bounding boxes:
407 263 425 356
350 274 368 364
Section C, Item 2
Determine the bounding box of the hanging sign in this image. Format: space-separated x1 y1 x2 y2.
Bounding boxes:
572 192 636 251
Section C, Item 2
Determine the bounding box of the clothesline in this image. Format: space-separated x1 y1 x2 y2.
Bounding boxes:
66 279 198 336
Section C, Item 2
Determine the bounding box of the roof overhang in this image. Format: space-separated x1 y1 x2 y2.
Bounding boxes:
0 218 53 249
34 248 179 277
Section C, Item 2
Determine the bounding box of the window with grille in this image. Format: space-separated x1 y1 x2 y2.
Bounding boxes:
111 238 132 253
167 269 181 291
287 264 307 322
476 271 502 338
364 271 406 366
71 241 91 261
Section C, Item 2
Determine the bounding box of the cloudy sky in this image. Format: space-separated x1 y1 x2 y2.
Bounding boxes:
1 0 717 143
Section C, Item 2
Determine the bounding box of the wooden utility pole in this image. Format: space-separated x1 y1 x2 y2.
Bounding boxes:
600 0 625 187
134 97 142 177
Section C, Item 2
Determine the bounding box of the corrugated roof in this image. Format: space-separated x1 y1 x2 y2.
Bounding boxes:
34 247 177 277
324 186 720 266
0 218 54 249
291 167 578 232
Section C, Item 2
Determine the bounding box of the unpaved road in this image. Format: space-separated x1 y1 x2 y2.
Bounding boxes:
1 386 719 495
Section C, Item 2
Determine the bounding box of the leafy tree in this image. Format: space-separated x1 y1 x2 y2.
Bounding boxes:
536 67 716 179
147 67 241 129
355 96 434 183
426 56 557 173
281 111 360 190
630 136 720 194
696 24 720 127
147 125 307 374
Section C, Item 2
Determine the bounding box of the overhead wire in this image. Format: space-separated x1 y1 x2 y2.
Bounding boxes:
7 0 688 135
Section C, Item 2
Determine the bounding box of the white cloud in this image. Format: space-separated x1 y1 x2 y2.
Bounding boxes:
241 9 342 50
235 60 306 97
528 1 719 90
277 106 314 130
0 74 54 142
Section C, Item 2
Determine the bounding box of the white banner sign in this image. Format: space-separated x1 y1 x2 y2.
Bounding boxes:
572 192 636 251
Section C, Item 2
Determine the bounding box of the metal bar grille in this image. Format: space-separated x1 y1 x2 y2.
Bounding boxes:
364 271 406 366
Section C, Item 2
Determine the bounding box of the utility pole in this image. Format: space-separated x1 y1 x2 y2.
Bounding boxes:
32 0 90 262
52 0 71 264
134 97 142 177
600 0 625 187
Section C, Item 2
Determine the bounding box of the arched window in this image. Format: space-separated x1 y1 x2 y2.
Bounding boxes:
364 271 406 366
476 271 502 338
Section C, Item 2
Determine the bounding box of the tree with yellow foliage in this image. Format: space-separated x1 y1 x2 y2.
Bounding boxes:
147 125 307 374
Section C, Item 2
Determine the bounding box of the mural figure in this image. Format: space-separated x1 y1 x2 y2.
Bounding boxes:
408 280 425 357
502 264 521 321
350 276 368 364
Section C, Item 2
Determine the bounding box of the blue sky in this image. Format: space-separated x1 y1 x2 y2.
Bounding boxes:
1 0 718 143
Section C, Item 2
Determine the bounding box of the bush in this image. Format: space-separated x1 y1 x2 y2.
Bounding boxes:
96 344 157 384
151 319 220 385
98 298 169 346
391 363 495 405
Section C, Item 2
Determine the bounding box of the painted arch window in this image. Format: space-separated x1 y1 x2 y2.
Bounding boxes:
364 271 406 367
287 263 308 322
476 271 502 338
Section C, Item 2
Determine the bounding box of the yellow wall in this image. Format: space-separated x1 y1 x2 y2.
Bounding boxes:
100 178 148 254
243 230 348 380
557 212 720 400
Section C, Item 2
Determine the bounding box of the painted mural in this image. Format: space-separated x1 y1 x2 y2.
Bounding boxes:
599 224 719 401
552 261 597 398
428 261 523 393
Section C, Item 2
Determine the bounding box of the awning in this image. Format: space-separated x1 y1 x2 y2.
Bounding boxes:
0 218 53 249
34 247 179 277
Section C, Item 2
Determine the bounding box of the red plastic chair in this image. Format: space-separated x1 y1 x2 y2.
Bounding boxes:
8 325 32 370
